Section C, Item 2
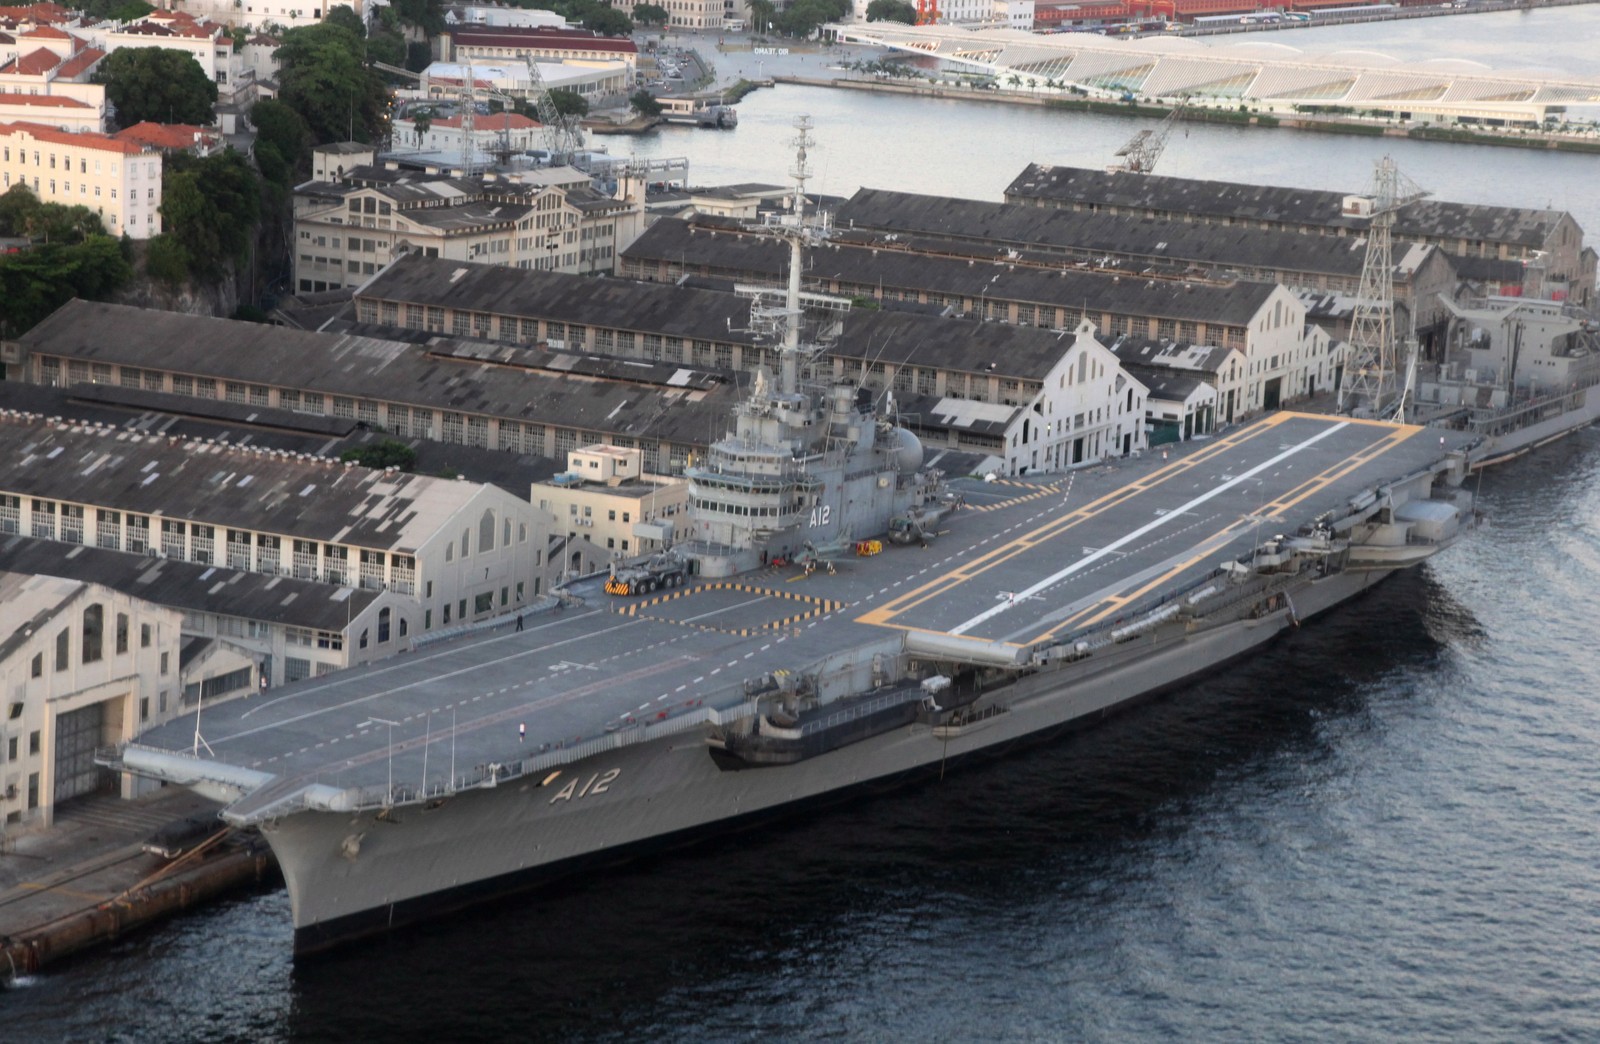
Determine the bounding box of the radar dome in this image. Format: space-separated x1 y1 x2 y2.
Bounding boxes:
890 427 925 475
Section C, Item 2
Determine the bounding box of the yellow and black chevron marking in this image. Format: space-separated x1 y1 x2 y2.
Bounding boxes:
613 581 846 636
969 483 1062 513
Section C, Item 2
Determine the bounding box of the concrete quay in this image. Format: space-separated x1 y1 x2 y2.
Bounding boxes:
0 788 274 984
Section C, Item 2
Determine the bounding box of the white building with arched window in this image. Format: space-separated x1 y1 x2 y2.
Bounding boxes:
0 572 183 831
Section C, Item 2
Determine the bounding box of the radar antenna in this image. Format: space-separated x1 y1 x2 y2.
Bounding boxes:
739 115 841 395
1337 156 1428 418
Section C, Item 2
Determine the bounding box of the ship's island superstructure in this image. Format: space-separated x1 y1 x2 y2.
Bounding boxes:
113 123 1482 954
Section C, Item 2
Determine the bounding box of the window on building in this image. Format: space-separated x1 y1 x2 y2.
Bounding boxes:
116 613 129 655
55 627 69 671
378 608 391 643
30 653 42 679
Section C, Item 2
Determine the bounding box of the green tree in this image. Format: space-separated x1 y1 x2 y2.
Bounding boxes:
276 23 390 145
775 0 849 37
0 184 107 241
0 186 131 337
546 88 589 118
367 29 407 69
748 0 776 33
143 233 190 285
583 5 634 34
411 107 433 146
159 150 261 276
406 40 433 73
61 0 152 20
251 99 314 180
341 440 418 470
324 3 366 36
93 47 218 128
391 0 446 35
629 90 663 118
865 0 915 22
632 2 668 26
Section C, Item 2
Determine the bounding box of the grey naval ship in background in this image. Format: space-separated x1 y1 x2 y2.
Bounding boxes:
116 125 1482 954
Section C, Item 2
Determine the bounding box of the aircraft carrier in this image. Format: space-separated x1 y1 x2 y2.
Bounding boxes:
119 407 1476 952
113 125 1479 953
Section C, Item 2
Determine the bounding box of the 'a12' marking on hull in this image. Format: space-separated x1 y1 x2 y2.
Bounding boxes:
808 505 832 528
549 768 620 804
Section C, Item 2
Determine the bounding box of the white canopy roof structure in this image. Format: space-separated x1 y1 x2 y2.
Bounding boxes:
833 24 1600 124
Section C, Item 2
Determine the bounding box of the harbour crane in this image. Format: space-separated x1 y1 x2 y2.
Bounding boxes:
1106 95 1188 174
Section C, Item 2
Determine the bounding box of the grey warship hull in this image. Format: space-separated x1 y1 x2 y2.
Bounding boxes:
269 562 1394 953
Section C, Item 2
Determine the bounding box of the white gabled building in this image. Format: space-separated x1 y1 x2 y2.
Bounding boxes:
830 312 1149 475
1006 318 1148 473
0 571 184 831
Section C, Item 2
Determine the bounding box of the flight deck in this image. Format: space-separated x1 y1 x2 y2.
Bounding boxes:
133 413 1472 818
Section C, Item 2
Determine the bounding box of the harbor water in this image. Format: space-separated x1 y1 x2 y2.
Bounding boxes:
9 11 1600 1041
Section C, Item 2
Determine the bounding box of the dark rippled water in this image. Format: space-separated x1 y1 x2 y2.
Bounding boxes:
9 431 1600 1042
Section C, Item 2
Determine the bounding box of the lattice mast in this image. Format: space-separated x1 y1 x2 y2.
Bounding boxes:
460 55 476 175
1337 156 1428 418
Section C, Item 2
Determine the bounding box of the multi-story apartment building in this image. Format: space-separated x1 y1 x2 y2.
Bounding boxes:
655 0 724 31
0 121 161 238
533 445 691 560
292 164 639 291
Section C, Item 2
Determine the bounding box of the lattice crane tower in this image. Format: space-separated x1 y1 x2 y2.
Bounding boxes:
1337 156 1427 418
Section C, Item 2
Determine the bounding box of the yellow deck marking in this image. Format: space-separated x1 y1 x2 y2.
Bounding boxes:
856 413 1297 629
1023 422 1423 644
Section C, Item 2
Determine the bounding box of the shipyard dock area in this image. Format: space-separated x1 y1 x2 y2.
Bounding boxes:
127 412 1473 819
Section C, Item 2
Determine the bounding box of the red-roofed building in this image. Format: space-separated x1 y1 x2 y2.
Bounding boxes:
398 110 544 156
0 32 106 130
113 120 221 156
52 44 102 80
3 44 57 74
0 89 103 132
0 120 162 238
443 27 639 75
0 3 73 24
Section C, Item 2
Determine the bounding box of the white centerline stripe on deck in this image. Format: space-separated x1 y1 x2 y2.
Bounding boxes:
949 421 1351 636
